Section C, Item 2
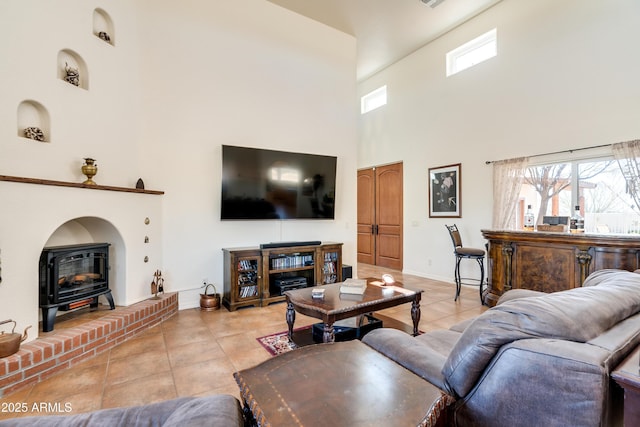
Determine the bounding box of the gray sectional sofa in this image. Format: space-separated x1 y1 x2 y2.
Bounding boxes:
5 269 638 426
362 268 640 427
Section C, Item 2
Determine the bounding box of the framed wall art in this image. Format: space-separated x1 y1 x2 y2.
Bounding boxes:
429 163 461 218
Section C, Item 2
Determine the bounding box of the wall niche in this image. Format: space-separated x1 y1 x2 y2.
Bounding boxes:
57 49 89 90
17 100 51 142
93 8 115 45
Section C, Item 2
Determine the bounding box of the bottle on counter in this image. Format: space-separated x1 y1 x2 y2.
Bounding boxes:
524 205 535 231
570 205 584 233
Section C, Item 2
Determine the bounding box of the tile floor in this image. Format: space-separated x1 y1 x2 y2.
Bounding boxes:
0 264 487 421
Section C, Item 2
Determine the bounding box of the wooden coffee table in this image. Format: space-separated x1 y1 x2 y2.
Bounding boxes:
234 340 452 427
284 278 422 343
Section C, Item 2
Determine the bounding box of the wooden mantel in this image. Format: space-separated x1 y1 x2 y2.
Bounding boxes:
481 229 640 306
0 175 164 195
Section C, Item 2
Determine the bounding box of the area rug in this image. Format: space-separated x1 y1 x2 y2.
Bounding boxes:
256 326 311 356
257 317 419 356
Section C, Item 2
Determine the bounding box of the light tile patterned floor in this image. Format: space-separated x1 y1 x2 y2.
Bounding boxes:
0 264 487 420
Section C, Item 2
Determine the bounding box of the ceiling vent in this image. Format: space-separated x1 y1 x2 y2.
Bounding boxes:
421 0 446 8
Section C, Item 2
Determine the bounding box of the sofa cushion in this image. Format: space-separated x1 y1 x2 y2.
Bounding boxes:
0 395 243 427
362 328 460 390
164 394 243 427
442 269 640 398
495 288 546 304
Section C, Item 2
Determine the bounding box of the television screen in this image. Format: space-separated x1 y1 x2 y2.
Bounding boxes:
221 145 337 220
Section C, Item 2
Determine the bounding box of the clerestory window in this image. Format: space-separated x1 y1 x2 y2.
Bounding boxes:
446 28 497 76
360 85 387 114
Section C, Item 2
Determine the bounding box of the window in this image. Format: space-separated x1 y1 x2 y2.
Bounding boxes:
361 85 387 114
447 28 497 76
518 158 639 234
269 166 300 184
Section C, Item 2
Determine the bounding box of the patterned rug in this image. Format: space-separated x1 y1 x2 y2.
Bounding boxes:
256 326 311 356
257 317 417 356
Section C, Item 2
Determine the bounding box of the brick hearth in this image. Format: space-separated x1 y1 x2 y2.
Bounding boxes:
0 293 178 397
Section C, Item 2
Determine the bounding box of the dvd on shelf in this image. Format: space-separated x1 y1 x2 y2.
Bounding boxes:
270 254 314 270
239 285 258 298
238 260 256 270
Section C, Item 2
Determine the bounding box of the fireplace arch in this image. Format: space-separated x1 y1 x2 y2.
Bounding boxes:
44 216 126 307
1 178 164 343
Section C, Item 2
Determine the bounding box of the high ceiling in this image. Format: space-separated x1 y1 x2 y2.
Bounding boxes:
267 0 502 81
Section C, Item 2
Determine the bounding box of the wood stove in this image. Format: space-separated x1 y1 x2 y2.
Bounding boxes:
39 243 115 332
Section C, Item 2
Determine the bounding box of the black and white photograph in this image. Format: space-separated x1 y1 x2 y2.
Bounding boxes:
429 163 461 218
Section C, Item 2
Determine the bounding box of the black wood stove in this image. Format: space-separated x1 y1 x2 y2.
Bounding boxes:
39 243 115 332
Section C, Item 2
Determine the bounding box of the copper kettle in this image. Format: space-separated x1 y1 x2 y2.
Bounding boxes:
0 319 31 358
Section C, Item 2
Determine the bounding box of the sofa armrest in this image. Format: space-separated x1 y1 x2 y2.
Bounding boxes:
453 339 611 427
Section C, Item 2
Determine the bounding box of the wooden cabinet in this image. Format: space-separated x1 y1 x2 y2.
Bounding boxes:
261 245 318 306
319 243 343 285
222 242 343 310
222 247 263 311
481 229 640 306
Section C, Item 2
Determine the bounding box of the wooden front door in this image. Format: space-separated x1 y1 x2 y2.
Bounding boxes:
357 168 376 265
357 162 403 270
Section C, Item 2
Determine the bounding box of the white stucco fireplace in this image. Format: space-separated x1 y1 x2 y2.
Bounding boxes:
0 177 164 343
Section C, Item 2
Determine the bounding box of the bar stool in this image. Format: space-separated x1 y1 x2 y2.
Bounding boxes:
445 224 486 302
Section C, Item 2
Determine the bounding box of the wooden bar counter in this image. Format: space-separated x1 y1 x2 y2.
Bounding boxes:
481 229 640 306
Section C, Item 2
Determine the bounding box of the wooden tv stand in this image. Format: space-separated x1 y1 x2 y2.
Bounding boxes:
222 242 343 311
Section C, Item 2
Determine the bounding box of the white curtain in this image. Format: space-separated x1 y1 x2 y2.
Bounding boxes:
492 157 529 229
612 139 640 212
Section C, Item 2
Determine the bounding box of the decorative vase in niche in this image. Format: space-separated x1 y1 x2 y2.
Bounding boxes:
64 62 80 86
97 31 111 43
23 127 44 141
81 158 98 185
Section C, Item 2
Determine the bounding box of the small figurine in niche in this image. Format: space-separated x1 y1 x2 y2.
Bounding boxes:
23 127 44 141
98 31 111 43
64 62 80 86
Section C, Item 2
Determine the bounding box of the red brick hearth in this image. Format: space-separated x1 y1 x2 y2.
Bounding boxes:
0 293 178 397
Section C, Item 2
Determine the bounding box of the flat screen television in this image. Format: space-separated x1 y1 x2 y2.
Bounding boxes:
221 145 337 220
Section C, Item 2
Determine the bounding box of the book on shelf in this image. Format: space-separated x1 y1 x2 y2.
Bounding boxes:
340 278 367 295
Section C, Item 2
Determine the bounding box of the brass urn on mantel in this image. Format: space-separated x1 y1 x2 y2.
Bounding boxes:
81 157 98 185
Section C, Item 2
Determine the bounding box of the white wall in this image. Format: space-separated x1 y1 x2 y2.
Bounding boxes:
358 0 640 282
133 0 358 307
0 0 357 335
0 0 144 184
